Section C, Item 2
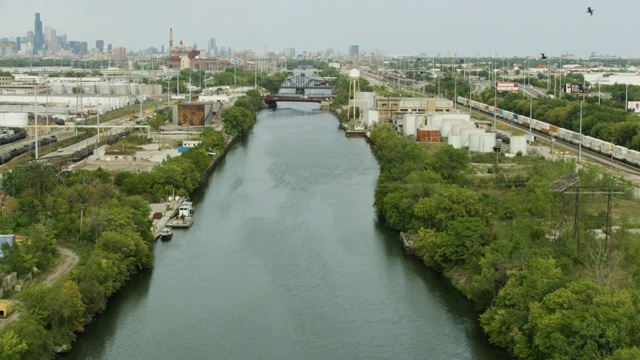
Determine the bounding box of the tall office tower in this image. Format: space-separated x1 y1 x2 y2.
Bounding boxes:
49 28 57 52
348 45 359 57
161 45 165 54
208 37 216 52
79 42 88 56
27 31 34 46
113 47 127 61
96 39 104 53
107 44 112 53
34 12 43 54
45 26 51 49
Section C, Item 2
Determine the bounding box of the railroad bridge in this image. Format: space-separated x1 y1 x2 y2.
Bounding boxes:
263 74 335 108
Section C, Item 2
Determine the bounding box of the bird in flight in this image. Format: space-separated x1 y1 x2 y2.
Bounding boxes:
541 53 547 60
587 7 595 16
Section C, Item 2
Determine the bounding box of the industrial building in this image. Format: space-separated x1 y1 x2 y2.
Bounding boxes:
172 102 223 126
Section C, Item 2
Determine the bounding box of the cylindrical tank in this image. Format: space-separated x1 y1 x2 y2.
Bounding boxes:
469 131 483 152
447 135 462 149
427 114 443 129
480 133 497 153
509 136 527 155
349 69 360 79
416 127 441 143
460 128 484 148
98 83 110 95
451 124 468 136
0 113 28 127
440 119 463 138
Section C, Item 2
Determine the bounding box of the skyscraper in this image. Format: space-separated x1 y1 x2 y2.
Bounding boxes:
348 45 359 57
96 39 104 53
34 12 43 54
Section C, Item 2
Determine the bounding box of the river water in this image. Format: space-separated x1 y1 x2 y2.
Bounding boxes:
63 102 506 360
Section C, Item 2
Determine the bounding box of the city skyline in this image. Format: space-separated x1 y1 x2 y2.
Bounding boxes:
0 0 638 58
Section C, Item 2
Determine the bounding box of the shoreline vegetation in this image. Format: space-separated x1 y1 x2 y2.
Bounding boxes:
368 123 640 359
319 59 640 359
0 88 263 358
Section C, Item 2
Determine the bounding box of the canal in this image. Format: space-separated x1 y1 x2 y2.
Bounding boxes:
63 102 507 359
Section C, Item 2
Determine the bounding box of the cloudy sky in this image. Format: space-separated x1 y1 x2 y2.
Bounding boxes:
0 0 635 58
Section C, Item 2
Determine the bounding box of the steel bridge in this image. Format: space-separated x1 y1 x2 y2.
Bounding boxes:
280 74 334 93
263 95 334 108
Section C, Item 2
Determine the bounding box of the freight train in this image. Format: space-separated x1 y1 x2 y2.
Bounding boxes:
0 128 27 146
106 127 133 145
457 96 640 168
70 144 95 162
0 135 57 165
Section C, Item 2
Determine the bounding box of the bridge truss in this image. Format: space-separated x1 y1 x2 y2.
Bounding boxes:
280 74 334 91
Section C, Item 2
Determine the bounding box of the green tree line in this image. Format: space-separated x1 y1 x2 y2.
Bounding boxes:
369 124 640 359
0 89 262 358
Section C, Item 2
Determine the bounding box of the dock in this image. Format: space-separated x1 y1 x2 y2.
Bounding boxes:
399 232 415 255
167 216 194 228
345 130 366 138
149 197 183 239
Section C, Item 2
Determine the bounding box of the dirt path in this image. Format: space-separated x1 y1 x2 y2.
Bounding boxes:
0 247 79 328
43 247 79 286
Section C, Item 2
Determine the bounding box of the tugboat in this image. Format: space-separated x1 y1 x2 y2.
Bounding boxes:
167 199 195 228
178 200 194 217
158 227 173 241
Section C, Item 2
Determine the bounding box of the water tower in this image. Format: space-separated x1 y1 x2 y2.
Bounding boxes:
348 68 361 119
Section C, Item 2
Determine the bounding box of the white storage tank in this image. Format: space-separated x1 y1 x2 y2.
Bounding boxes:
460 128 484 148
469 131 483 152
447 135 462 149
427 114 443 128
98 83 110 94
440 119 463 138
451 124 463 136
480 133 497 153
509 136 528 155
0 113 28 127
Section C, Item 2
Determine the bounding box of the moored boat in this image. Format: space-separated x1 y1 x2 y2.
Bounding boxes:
158 227 173 241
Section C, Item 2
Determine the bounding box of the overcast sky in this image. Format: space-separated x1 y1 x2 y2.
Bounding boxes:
0 0 636 58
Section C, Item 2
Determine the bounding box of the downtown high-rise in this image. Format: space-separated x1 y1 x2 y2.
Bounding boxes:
34 12 44 54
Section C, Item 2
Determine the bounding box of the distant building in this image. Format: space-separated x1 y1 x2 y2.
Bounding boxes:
33 13 43 54
376 97 454 121
113 46 127 61
96 39 104 53
79 42 88 56
348 45 359 57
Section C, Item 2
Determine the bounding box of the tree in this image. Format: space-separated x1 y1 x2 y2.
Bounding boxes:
525 282 640 360
2 315 52 359
221 106 255 136
0 330 29 360
437 217 488 266
480 257 565 352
